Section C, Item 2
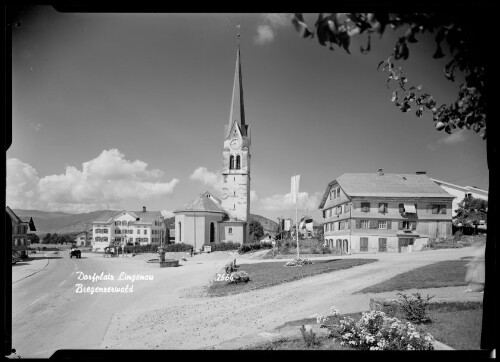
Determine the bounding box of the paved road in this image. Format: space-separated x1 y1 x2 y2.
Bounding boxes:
11 247 480 356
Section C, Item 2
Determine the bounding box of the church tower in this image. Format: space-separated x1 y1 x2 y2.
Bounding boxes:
221 30 251 225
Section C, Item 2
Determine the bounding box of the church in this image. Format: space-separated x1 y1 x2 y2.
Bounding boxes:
173 34 251 250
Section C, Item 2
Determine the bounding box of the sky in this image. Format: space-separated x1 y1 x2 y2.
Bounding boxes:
8 8 489 223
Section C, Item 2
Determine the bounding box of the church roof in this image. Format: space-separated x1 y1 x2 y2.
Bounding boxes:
173 192 229 214
225 37 248 139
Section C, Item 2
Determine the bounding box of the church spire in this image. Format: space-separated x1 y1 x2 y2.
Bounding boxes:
227 22 247 138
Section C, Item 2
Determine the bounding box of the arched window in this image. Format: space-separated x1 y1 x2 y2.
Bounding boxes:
229 155 234 170
236 155 241 169
210 222 215 243
178 222 182 242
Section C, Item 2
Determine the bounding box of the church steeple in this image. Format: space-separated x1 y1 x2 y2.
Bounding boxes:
226 26 247 138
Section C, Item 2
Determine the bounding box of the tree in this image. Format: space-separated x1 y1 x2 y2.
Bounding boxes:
291 13 487 137
248 221 264 242
454 195 488 235
27 233 40 244
41 233 52 244
291 12 496 350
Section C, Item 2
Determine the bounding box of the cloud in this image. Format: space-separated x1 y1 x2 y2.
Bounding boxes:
161 210 175 218
250 190 258 202
29 122 42 132
260 191 323 212
6 149 179 213
189 166 223 192
254 13 292 45
437 129 467 145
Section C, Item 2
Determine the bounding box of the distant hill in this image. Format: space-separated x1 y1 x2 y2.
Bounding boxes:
249 214 278 234
12 209 279 236
13 209 116 235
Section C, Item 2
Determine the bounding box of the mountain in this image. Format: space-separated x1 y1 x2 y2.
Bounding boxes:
249 214 278 234
12 209 115 235
12 209 279 236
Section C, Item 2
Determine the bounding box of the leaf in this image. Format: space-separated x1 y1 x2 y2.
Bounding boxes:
433 44 445 59
291 14 314 38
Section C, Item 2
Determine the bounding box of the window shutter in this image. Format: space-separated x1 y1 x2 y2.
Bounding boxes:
440 205 447 214
399 204 404 213
412 221 417 230
356 220 361 229
398 221 403 230
370 220 378 229
432 204 438 214
386 221 391 230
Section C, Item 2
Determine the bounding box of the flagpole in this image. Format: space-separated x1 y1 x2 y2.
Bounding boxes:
296 176 299 259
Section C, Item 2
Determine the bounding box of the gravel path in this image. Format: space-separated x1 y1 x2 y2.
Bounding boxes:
100 247 479 350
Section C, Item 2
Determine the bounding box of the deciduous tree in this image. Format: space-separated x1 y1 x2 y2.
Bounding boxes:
454 195 487 235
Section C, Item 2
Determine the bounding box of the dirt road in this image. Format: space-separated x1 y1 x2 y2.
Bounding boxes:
99 247 480 350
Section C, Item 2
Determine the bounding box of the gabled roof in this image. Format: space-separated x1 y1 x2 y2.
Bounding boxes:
92 210 122 223
173 191 228 214
431 178 488 197
93 210 162 224
132 210 163 223
6 206 21 223
319 173 455 209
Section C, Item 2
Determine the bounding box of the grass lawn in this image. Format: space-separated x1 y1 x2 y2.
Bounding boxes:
208 258 378 297
356 259 468 293
420 301 483 350
260 302 482 350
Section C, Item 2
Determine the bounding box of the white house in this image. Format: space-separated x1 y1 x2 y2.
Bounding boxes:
74 231 92 247
431 178 488 218
92 207 166 252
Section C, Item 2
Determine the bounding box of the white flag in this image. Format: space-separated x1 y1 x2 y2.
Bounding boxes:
291 175 300 204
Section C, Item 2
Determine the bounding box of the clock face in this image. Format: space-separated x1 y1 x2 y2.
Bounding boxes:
230 139 241 150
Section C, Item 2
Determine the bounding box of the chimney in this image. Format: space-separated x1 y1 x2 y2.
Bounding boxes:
377 168 384 176
416 171 427 175
143 206 146 212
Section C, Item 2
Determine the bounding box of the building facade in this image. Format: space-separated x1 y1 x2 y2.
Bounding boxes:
318 171 455 254
7 206 36 257
74 231 92 247
432 178 488 228
174 35 251 247
92 207 166 252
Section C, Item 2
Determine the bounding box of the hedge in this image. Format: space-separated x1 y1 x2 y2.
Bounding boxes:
238 242 273 254
207 242 240 251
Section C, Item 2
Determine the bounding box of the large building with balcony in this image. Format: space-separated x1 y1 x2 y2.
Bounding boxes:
318 170 455 254
7 206 36 257
92 207 166 252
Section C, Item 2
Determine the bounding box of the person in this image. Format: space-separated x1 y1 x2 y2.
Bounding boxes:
464 240 485 292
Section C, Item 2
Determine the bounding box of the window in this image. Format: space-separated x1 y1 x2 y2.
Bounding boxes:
228 227 233 234
378 203 388 213
337 188 340 197
399 203 404 213
329 190 332 200
360 220 370 229
378 220 387 229
143 238 148 242
96 229 101 233
431 204 447 214
361 202 370 212
360 237 368 251
344 203 350 213
144 229 147 235
178 222 182 242
402 221 413 230
236 155 241 169
115 229 121 234
137 229 140 234
103 229 108 233
337 206 342 214
323 210 326 219
229 155 234 170
96 237 101 242
379 238 387 252
345 220 350 230
103 237 108 242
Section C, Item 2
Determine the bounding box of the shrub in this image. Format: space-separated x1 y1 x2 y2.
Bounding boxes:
237 242 272 254
163 243 192 252
285 258 312 267
209 242 240 251
229 270 250 283
299 325 319 347
317 306 434 350
397 292 434 324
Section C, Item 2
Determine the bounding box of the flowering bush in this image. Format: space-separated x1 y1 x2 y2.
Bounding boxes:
229 271 250 284
317 306 434 350
285 258 312 267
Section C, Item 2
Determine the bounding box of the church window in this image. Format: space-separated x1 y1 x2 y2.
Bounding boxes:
236 155 241 169
229 155 234 170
